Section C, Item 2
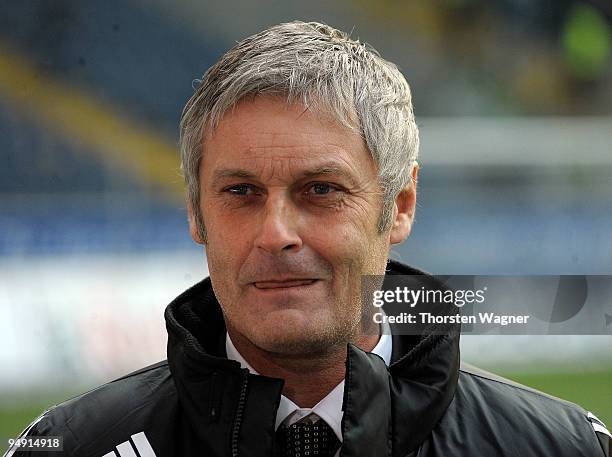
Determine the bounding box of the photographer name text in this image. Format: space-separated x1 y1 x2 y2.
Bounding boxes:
373 312 530 326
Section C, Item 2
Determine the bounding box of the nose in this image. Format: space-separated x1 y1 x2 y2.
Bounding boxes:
254 192 303 255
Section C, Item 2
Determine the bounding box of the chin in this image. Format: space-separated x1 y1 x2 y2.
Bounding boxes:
256 334 338 356
249 318 349 356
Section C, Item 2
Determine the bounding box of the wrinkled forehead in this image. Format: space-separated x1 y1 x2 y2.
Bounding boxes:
204 92 362 142
200 96 376 184
204 95 364 152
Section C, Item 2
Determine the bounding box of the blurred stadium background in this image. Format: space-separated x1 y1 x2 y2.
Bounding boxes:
1 0 611 450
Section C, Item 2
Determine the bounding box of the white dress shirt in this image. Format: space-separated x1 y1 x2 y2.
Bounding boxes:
225 315 393 451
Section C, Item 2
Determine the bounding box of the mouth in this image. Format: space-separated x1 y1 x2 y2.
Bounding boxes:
253 279 319 289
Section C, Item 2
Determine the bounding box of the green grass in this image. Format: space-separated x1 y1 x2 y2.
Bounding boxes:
1 370 610 453
0 392 79 454
500 369 612 425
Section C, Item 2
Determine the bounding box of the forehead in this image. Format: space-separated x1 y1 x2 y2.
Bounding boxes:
201 96 376 180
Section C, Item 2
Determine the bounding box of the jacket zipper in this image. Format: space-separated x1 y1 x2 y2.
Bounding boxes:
231 369 249 457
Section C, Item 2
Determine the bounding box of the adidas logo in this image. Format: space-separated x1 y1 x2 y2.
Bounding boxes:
102 431 157 457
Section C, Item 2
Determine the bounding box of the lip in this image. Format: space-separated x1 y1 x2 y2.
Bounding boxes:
253 279 319 289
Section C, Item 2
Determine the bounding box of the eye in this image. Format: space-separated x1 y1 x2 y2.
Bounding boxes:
224 184 256 196
306 182 339 195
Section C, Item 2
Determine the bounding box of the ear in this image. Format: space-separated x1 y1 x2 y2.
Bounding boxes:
187 199 205 245
390 163 419 245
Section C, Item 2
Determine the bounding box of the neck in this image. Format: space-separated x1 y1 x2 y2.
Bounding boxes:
228 329 380 408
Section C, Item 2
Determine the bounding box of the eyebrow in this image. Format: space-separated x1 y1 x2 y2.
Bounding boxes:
301 165 358 185
211 169 258 183
210 163 359 187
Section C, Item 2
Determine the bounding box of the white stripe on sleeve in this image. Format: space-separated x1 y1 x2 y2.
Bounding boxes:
131 431 158 457
116 441 138 457
592 422 612 438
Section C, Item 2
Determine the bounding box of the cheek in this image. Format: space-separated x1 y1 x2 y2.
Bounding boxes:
306 197 381 255
325 222 389 280
204 219 252 288
204 197 247 247
307 221 376 284
207 236 249 276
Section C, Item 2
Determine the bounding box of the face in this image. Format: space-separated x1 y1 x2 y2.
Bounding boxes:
191 96 415 357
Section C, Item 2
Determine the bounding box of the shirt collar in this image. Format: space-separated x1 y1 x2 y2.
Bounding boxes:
225 315 392 442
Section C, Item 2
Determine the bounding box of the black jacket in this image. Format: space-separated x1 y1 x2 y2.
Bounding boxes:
7 261 610 457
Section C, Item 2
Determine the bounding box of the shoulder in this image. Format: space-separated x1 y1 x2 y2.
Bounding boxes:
434 362 609 456
6 361 175 457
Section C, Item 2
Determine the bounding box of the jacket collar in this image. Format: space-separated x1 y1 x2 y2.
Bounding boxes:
165 260 460 457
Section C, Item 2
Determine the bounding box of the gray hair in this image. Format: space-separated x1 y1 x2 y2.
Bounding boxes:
180 21 419 241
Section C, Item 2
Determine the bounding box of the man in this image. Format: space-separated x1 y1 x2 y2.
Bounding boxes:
7 21 610 457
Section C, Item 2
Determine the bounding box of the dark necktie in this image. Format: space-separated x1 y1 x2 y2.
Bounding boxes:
275 418 341 457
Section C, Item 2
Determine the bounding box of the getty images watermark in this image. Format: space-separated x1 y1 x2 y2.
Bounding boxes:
361 275 612 335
